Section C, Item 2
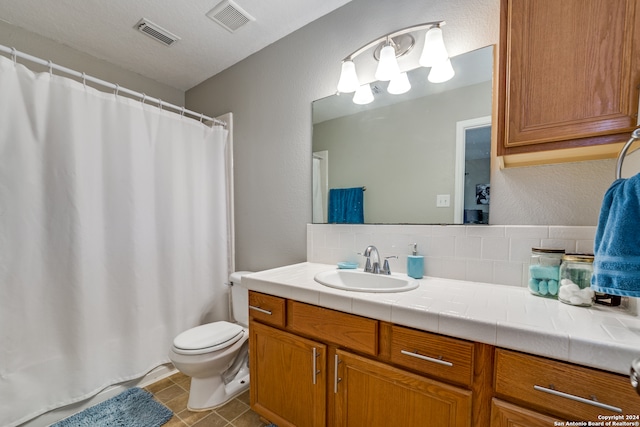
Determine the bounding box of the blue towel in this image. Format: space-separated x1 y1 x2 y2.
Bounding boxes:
328 187 364 224
591 173 640 297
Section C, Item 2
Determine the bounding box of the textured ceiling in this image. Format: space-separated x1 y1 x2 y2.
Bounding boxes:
0 0 351 91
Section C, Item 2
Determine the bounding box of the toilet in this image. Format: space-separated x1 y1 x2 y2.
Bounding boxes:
168 271 252 411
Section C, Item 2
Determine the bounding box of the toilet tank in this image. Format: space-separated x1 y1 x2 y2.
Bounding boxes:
229 271 253 327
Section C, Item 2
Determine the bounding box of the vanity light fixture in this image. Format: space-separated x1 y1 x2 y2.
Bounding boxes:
336 21 453 103
427 58 455 83
353 83 375 105
387 72 411 95
374 40 401 81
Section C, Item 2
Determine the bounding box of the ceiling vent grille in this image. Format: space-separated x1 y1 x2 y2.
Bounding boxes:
206 0 255 33
135 18 180 46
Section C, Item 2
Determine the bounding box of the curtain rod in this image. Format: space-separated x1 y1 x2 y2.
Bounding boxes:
0 44 226 127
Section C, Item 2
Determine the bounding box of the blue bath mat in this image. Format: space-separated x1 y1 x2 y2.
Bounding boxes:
51 387 173 427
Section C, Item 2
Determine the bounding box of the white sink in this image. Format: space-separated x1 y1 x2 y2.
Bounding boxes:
314 269 419 293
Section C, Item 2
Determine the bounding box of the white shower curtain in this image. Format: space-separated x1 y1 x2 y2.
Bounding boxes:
0 56 231 426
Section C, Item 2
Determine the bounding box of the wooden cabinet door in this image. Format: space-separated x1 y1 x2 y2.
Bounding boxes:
249 320 326 427
333 349 472 427
497 0 640 164
491 399 562 427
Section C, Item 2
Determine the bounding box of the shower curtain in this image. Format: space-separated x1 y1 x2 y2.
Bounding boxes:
0 56 231 427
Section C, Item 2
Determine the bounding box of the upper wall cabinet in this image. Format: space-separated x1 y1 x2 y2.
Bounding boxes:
496 0 640 167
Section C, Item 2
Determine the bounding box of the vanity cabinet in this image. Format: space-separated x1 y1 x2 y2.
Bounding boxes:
248 291 477 427
490 399 562 427
249 321 326 427
333 349 472 427
388 324 475 388
497 0 640 167
493 349 640 422
248 291 640 427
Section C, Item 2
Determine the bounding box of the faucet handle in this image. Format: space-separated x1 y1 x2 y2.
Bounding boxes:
382 256 398 275
358 251 373 272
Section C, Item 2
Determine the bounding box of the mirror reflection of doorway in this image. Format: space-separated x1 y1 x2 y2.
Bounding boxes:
454 117 491 224
312 150 329 223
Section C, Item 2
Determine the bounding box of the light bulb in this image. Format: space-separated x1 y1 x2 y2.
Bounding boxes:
337 60 360 93
374 44 400 81
387 72 411 95
353 84 374 105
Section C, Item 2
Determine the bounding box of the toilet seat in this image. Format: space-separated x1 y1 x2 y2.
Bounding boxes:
173 321 244 355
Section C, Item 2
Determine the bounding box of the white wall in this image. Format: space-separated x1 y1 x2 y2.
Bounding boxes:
0 21 184 105
185 0 617 272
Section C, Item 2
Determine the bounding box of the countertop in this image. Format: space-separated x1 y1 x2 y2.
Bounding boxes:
242 262 640 376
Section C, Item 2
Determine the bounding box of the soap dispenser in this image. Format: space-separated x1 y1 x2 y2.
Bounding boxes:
407 243 424 279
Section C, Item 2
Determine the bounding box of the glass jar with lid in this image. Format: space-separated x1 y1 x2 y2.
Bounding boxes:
528 248 565 298
558 254 595 307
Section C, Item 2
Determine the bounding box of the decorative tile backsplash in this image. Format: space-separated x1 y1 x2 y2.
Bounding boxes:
307 224 597 288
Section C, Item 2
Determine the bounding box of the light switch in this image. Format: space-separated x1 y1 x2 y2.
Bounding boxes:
436 194 450 207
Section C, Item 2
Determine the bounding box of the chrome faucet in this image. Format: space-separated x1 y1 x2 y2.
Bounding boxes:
363 245 381 274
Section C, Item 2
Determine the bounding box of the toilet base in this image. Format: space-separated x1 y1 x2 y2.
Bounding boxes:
187 365 250 411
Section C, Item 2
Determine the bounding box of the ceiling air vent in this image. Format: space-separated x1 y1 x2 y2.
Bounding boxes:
206 0 255 33
135 18 180 46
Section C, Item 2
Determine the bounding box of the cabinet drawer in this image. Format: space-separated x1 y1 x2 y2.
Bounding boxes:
494 349 640 420
287 301 378 356
389 325 474 387
248 291 286 328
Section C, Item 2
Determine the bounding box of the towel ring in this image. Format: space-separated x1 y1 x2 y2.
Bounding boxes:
616 128 640 179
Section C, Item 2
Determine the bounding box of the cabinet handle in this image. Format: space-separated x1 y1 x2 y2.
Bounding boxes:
312 347 321 385
533 385 622 413
401 349 453 367
249 305 272 315
334 354 342 393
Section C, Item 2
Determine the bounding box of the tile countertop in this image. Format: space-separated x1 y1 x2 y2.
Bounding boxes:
242 262 640 376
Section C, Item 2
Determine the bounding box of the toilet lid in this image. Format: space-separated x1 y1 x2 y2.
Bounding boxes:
173 321 244 353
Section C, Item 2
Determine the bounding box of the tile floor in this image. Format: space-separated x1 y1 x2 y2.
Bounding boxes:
145 372 272 427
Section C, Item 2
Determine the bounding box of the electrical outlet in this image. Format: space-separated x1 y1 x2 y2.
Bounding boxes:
436 194 450 207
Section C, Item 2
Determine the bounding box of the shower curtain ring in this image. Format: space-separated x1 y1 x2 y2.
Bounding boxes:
159 99 163 110
114 84 120 96
180 107 185 117
200 113 204 123
141 93 146 104
10 47 16 64
48 60 53 76
81 72 86 89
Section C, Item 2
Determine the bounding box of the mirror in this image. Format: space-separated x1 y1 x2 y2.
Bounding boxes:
312 45 493 224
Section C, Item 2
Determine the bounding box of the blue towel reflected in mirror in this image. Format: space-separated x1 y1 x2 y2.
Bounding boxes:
328 187 364 224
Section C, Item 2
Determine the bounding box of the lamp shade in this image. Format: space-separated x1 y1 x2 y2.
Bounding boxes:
428 57 455 83
337 60 360 93
353 83 374 105
387 72 411 95
374 44 400 81
419 26 449 68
